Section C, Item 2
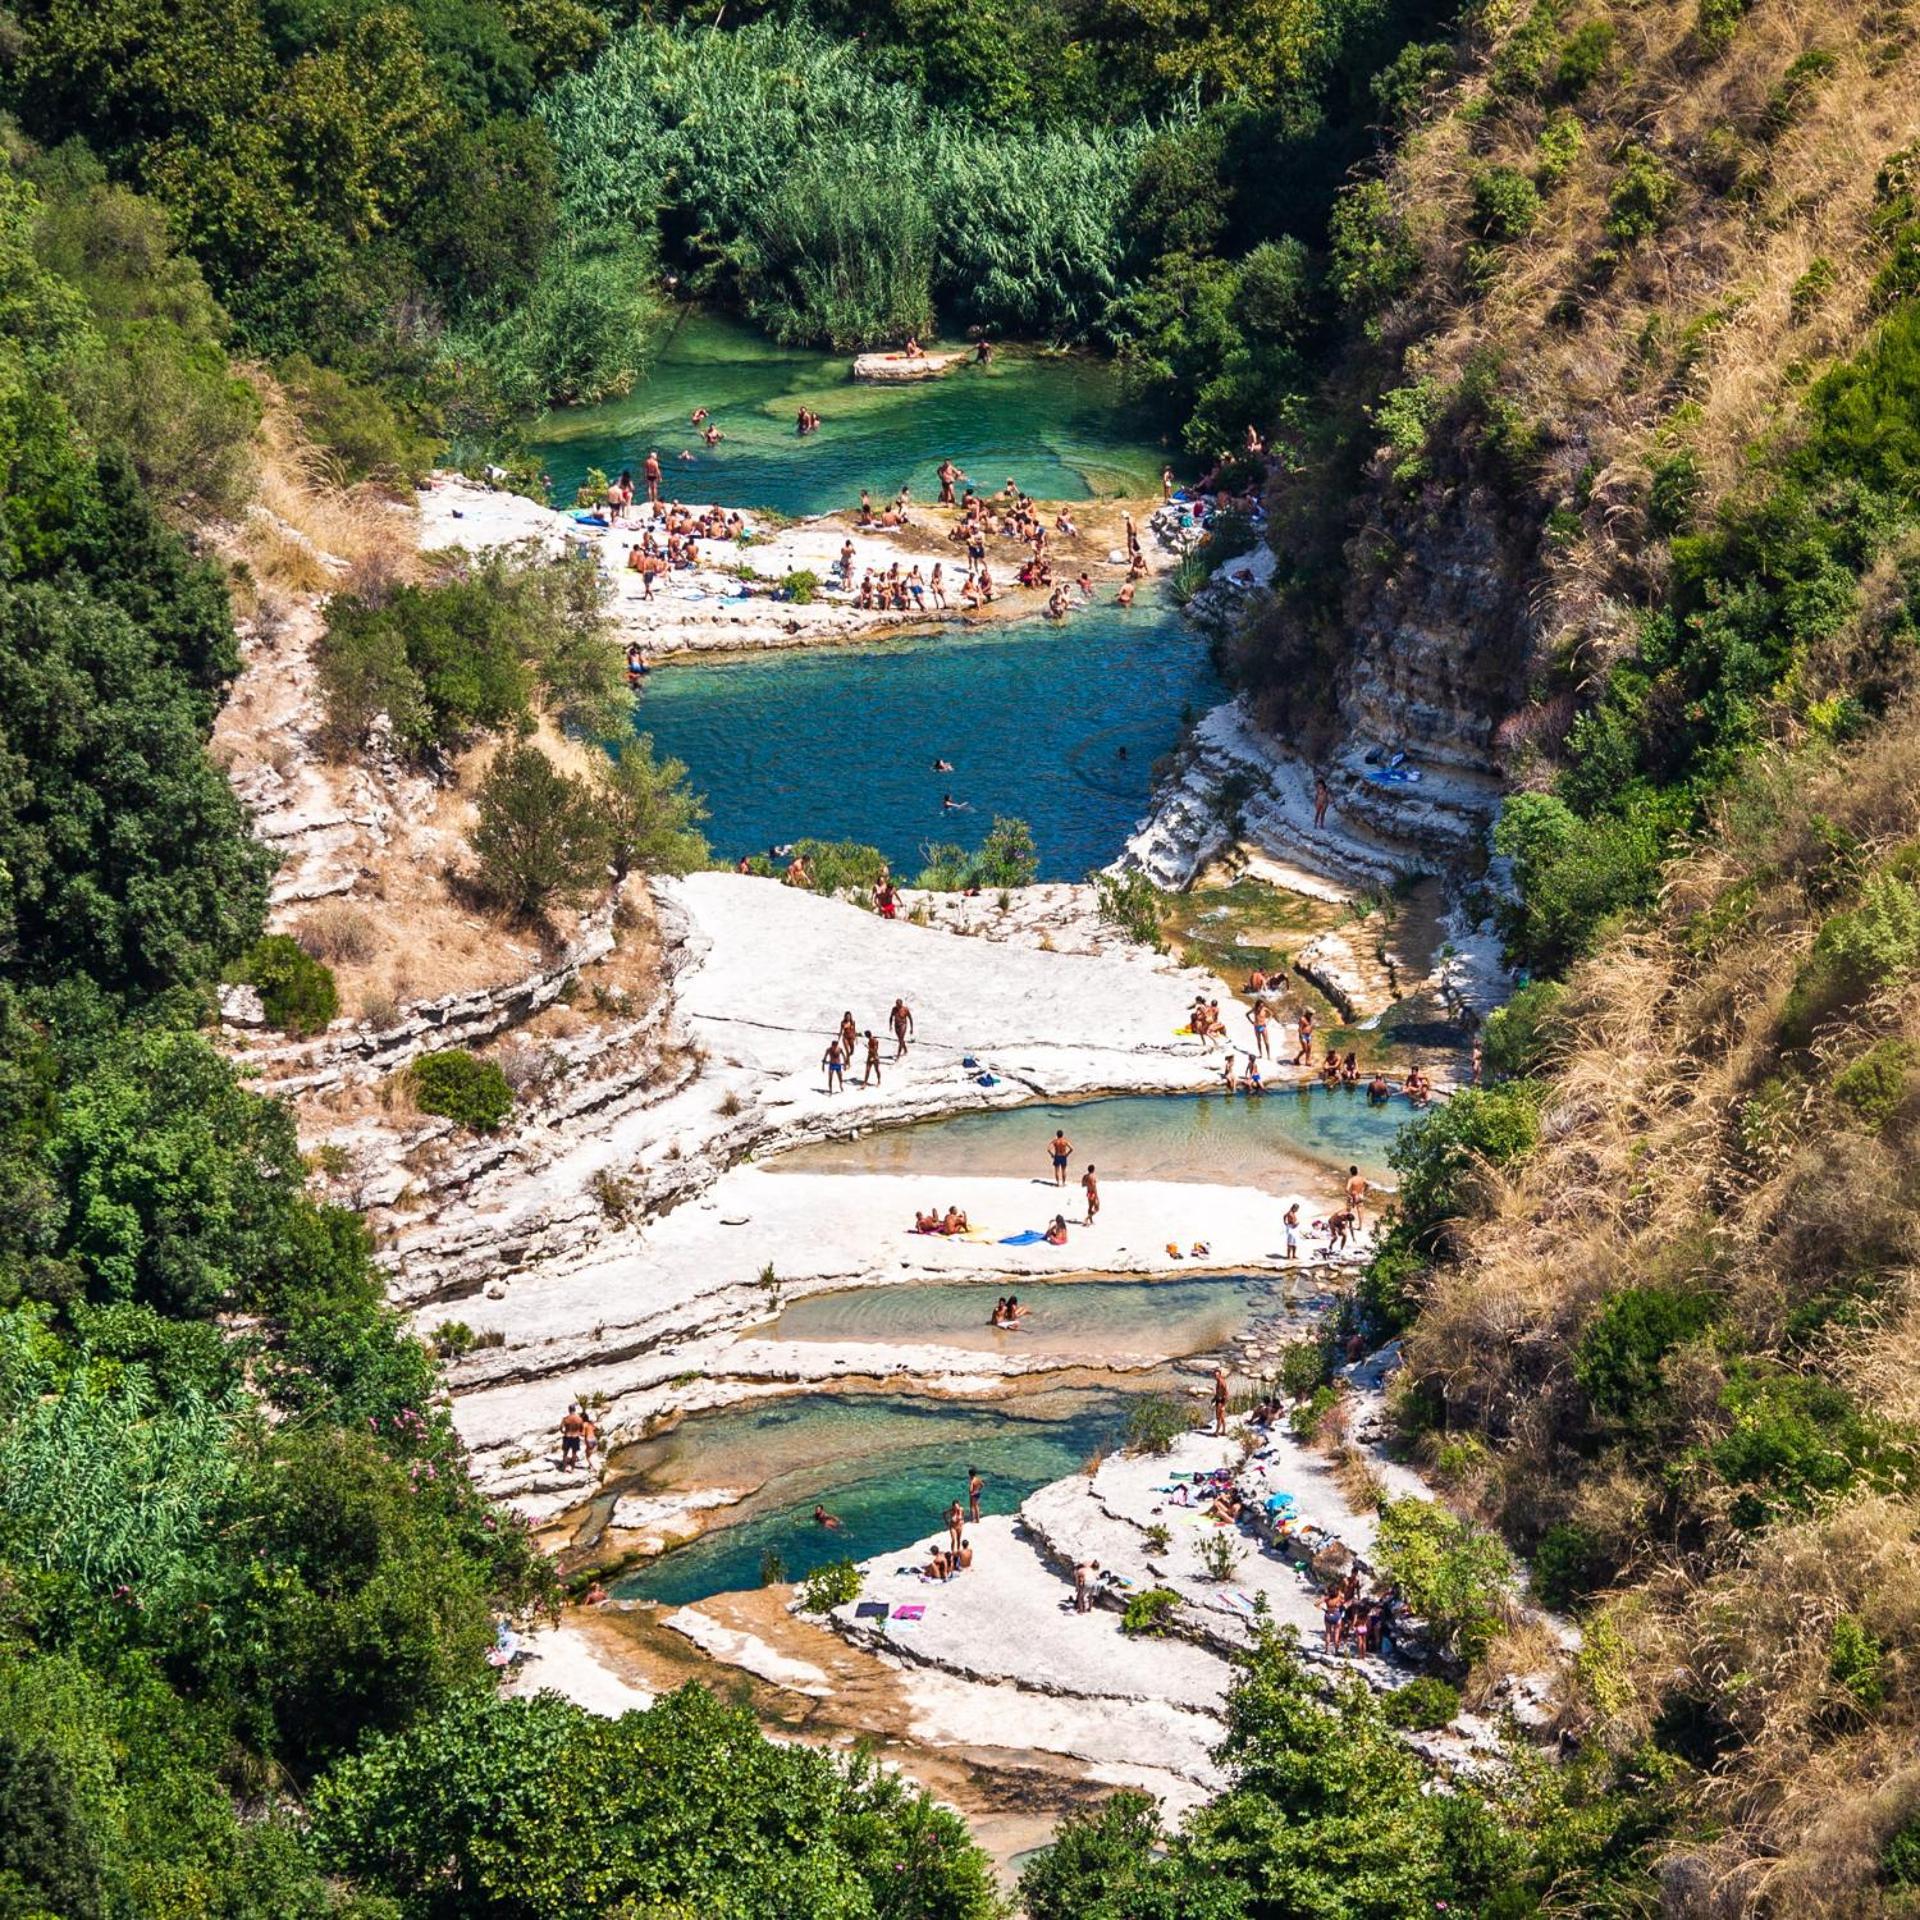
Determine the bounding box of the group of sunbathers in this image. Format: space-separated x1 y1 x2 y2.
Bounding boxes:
913 1205 971 1235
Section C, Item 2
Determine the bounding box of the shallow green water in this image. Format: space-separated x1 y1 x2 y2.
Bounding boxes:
760 1272 1290 1355
773 1088 1409 1190
530 310 1174 518
613 1386 1141 1607
639 602 1220 879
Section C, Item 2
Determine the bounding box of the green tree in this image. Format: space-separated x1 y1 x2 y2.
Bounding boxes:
467 744 608 919
596 737 709 880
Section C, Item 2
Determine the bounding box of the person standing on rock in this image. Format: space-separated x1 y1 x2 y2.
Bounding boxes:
643 449 662 506
1346 1166 1368 1225
1049 1128 1074 1187
838 1010 859 1065
1284 1201 1300 1262
1293 1008 1315 1067
560 1404 585 1469
968 1467 984 1523
581 1408 599 1469
891 998 914 1058
1081 1163 1100 1226
1246 1000 1271 1058
1314 775 1332 829
946 1499 965 1556
822 1038 845 1093
1212 1367 1230 1437
862 1030 883 1087
1074 1558 1099 1612
937 457 965 505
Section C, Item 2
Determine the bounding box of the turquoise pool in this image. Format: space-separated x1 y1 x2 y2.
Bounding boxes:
613 1386 1140 1608
637 602 1221 880
773 1087 1410 1190
760 1272 1290 1356
529 310 1175 519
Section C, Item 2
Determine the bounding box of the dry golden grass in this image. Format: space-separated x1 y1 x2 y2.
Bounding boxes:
1376 0 1920 677
238 369 419 593
1399 670 1920 1904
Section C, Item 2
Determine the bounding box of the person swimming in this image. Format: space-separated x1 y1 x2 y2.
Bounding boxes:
942 794 972 811
932 758 954 772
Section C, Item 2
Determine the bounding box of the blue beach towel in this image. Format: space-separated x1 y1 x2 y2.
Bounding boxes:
999 1230 1047 1246
855 1601 890 1620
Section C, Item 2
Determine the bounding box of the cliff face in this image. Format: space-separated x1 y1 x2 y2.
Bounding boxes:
1333 471 1542 780
1237 0 1920 825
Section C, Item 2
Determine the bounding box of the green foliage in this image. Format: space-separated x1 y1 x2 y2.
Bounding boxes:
1702 1368 1915 1527
1536 109 1585 188
1125 1392 1194 1455
1605 145 1679 245
30 168 262 513
1198 1529 1243 1582
1278 1331 1334 1398
545 19 1148 350
319 548 621 760
1493 789 1673 973
1091 868 1165 947
1790 255 1837 323
913 816 1039 890
279 352 439 484
1121 1587 1183 1635
779 568 820 605
786 839 892 899
1695 0 1753 55
596 736 709 881
1372 1497 1513 1659
1833 1038 1916 1129
1829 1613 1887 1712
1289 1382 1339 1440
1574 1286 1714 1420
1330 178 1418 313
467 744 608 921
1370 40 1454 123
1373 377 1441 486
1470 166 1542 243
1532 1521 1607 1607
1886 1813 1920 1887
1491 0 1566 97
1760 49 1836 141
1388 1084 1541 1248
1555 20 1616 95
238 932 338 1035
1781 876 1920 1045
408 1050 514 1132
798 1557 862 1614
1481 979 1566 1080
312 1685 1002 1918
1381 1675 1460 1728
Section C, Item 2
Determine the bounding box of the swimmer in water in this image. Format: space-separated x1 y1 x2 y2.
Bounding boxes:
933 758 954 772
942 794 972 812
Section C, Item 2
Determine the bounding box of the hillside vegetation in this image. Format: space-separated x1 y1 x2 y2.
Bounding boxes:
1178 0 1920 1903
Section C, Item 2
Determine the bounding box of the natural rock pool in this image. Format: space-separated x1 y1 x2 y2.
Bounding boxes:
635 607 1222 878
772 1087 1410 1190
612 1383 1143 1608
757 1271 1291 1356
529 310 1174 518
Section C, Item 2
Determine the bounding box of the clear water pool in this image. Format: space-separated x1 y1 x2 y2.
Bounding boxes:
637 602 1220 880
759 1271 1291 1356
772 1087 1410 1190
529 310 1174 520
613 1386 1140 1607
